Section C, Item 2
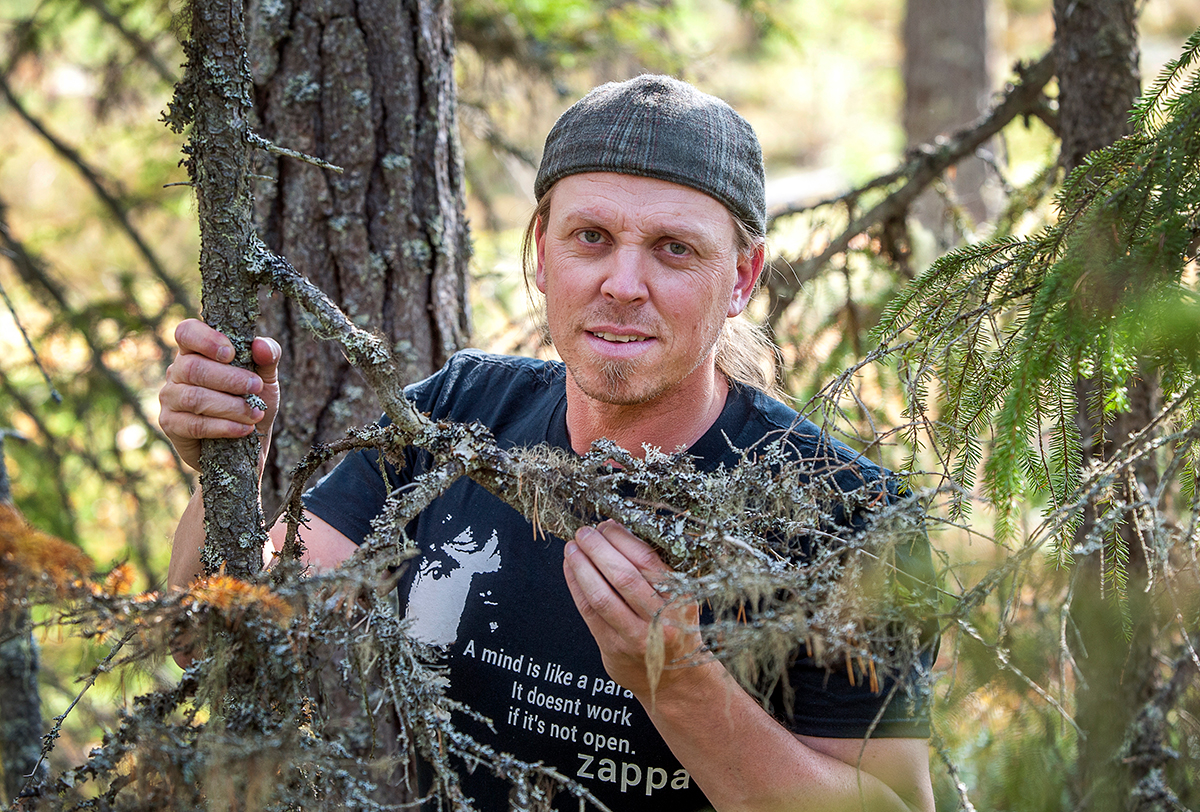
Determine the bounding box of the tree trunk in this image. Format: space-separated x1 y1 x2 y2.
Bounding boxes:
247 0 471 517
0 439 46 804
1054 0 1141 170
177 0 270 581
902 0 991 241
0 607 43 805
1054 3 1152 810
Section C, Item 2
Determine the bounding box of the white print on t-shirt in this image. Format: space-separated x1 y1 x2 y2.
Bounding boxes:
406 526 501 646
460 637 693 798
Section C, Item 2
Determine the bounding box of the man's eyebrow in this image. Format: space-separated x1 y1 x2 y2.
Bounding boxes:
556 205 616 226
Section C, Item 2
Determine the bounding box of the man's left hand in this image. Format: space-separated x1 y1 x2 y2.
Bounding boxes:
562 519 706 699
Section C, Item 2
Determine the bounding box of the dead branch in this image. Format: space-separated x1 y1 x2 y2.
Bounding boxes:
765 51 1057 314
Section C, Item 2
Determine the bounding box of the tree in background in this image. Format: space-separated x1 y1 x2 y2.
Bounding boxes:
1051 2 1156 809
902 0 992 243
247 0 470 515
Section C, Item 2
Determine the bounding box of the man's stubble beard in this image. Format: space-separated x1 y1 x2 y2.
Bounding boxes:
571 336 719 408
599 357 639 403
550 300 723 407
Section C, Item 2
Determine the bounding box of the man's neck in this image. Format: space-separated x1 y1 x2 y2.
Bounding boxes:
563 367 729 457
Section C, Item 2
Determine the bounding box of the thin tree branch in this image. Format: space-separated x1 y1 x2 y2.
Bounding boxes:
78 0 177 85
0 201 191 486
246 132 344 173
0 274 60 403
766 51 1057 312
0 70 196 313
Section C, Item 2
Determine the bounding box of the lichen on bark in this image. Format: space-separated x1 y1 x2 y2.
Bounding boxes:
168 0 268 581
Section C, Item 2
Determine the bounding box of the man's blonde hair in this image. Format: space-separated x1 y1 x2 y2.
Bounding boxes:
520 189 778 396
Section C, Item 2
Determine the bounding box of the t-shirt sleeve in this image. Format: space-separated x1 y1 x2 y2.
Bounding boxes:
300 354 463 544
302 444 402 546
777 645 935 739
299 350 551 546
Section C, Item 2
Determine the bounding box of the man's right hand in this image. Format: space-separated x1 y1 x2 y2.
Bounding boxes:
159 319 281 472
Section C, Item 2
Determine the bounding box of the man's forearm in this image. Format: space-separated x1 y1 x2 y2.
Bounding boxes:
168 487 208 591
644 660 933 812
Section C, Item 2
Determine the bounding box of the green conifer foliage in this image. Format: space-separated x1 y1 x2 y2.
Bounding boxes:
877 29 1200 588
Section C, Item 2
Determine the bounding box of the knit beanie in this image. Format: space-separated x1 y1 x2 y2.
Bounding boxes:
534 75 767 236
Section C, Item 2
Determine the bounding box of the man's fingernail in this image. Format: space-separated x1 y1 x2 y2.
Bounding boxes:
216 346 233 362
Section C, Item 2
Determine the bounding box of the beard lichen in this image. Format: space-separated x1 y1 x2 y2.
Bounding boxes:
13 401 936 811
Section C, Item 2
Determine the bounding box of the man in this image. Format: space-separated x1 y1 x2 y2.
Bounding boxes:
160 75 936 811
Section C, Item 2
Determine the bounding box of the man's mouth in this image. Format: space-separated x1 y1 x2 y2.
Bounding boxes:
591 331 649 343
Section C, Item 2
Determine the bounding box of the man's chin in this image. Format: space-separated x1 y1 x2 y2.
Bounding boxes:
571 360 658 407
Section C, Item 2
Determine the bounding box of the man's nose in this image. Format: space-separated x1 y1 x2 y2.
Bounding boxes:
599 247 649 303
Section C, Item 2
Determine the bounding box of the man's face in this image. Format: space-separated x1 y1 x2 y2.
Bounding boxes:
535 172 762 408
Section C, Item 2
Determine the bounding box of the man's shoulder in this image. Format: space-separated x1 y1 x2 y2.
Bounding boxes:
408 350 566 430
724 384 890 488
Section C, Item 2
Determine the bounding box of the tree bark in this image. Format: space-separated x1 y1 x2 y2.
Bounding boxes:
1054 3 1153 810
903 0 991 239
0 607 43 805
0 439 46 804
180 0 270 580
247 0 471 516
1054 0 1141 170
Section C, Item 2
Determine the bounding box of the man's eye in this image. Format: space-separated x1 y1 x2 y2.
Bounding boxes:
579 230 604 244
664 241 689 256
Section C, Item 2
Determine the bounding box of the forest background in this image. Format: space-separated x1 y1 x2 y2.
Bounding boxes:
1 0 1198 810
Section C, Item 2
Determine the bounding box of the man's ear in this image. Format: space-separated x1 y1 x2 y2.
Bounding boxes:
535 216 549 293
728 243 766 317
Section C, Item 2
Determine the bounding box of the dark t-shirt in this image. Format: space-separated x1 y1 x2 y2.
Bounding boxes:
305 350 932 811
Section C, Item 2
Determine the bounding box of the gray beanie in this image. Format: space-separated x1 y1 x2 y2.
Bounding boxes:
534 75 767 236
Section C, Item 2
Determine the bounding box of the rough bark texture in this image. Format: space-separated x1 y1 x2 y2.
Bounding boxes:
1054 3 1153 811
902 0 991 236
247 0 470 516
0 607 43 805
188 0 270 580
1054 0 1141 170
0 442 46 805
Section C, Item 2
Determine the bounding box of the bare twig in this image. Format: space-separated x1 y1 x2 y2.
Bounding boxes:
0 274 60 403
246 132 344 174
766 51 1057 312
0 72 196 313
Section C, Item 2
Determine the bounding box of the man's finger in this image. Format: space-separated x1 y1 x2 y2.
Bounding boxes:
174 318 234 362
563 539 644 642
251 336 281 381
161 381 266 426
166 352 264 397
592 519 672 577
571 526 666 622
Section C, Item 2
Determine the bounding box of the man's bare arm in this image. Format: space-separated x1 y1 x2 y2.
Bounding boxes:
563 520 934 812
160 319 357 589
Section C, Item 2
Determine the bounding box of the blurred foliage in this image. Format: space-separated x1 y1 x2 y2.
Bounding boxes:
2 0 1199 809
